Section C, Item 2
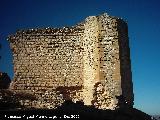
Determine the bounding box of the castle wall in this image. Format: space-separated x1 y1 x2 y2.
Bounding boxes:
82 16 100 105
117 20 134 106
91 14 122 109
9 26 84 93
8 13 134 109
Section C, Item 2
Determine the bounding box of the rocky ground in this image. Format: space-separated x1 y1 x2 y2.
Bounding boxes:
152 115 160 120
0 88 153 120
0 99 152 120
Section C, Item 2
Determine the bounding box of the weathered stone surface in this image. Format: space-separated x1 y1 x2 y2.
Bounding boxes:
8 13 134 110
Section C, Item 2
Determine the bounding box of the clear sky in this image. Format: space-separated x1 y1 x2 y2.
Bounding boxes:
0 0 160 115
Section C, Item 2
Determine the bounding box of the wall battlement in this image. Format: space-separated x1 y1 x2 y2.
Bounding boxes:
8 13 134 109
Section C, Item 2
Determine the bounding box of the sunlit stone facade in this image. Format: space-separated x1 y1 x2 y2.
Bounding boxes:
8 13 134 109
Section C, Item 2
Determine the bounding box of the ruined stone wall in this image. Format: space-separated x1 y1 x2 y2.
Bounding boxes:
117 20 134 106
8 13 134 110
9 25 84 91
89 14 123 109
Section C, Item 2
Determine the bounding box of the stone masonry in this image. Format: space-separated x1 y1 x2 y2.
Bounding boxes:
8 13 134 109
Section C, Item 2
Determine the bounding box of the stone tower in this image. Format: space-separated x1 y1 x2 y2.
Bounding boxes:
8 13 134 109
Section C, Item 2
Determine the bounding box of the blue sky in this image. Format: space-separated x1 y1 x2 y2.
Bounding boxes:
0 0 160 115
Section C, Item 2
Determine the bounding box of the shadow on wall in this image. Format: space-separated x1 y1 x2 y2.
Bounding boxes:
117 20 134 107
